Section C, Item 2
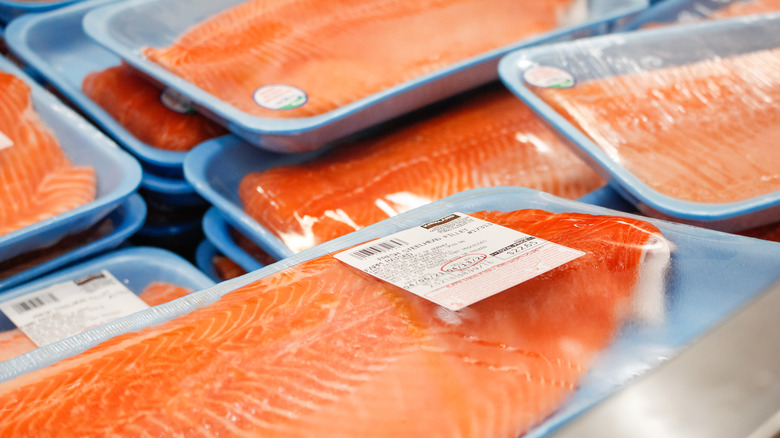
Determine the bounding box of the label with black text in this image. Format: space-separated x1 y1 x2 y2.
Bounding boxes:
335 213 584 310
0 271 149 347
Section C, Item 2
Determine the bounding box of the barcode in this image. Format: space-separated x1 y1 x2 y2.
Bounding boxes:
350 238 407 260
11 293 59 314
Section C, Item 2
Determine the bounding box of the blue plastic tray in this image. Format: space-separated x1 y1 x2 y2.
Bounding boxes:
185 134 619 261
4 0 205 176
202 207 265 273
0 0 80 24
577 185 638 213
0 194 146 291
498 14 780 232
139 170 205 208
194 239 222 283
82 0 648 153
0 55 142 263
0 247 214 343
184 135 319 260
618 0 780 30
1 186 778 436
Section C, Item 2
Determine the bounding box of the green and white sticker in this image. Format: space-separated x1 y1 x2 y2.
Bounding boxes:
253 84 308 110
160 88 196 114
522 65 576 89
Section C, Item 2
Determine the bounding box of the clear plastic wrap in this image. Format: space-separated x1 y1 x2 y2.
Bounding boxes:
0 194 146 291
0 187 779 437
187 85 606 259
195 240 247 283
0 55 141 263
621 0 780 30
0 70 96 236
201 207 273 273
499 14 780 232
81 63 227 151
5 0 226 177
0 247 214 364
83 0 648 152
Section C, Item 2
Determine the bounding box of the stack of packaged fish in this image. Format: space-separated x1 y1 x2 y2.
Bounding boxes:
0 0 779 436
4 0 228 259
0 49 143 291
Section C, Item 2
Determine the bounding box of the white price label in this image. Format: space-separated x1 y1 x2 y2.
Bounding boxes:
335 213 585 310
0 271 150 347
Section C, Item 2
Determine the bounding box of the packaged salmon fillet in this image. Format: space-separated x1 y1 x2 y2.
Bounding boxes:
0 54 141 264
500 13 780 232
5 0 226 177
83 0 648 152
0 187 779 437
187 85 605 260
0 70 96 237
0 247 215 364
81 62 227 152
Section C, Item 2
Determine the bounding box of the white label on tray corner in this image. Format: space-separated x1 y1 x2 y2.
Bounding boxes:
522 65 576 89
160 88 196 114
253 84 308 110
0 130 13 150
0 270 149 348
334 212 585 311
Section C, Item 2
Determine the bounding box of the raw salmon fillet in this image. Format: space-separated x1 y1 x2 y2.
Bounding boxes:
240 86 604 253
82 63 226 151
0 209 668 437
213 255 247 281
144 0 575 118
0 281 192 363
136 281 193 306
535 47 780 204
232 227 277 265
0 72 96 236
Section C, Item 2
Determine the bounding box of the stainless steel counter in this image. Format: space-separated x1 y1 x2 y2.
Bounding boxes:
552 280 780 438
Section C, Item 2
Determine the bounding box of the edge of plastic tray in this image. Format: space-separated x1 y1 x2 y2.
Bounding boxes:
185 135 631 261
0 55 143 262
183 135 293 260
194 239 222 283
616 0 769 31
4 1 191 173
202 207 265 273
2 186 779 432
0 246 215 308
81 0 649 153
576 184 638 213
139 170 205 207
0 193 146 292
497 14 780 230
0 0 80 23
